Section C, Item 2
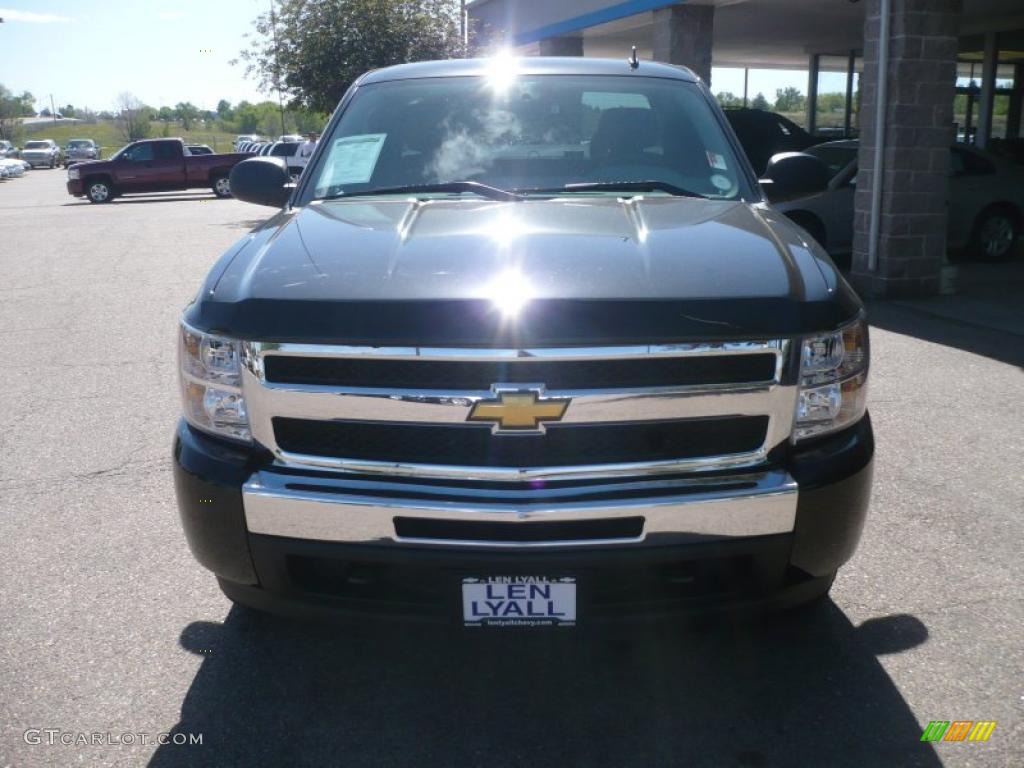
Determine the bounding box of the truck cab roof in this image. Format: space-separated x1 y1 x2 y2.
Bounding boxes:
360 57 699 85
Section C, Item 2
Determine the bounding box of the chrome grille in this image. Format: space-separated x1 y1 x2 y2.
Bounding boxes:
241 341 797 481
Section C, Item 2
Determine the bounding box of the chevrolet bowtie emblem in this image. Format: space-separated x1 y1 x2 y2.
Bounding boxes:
468 387 570 433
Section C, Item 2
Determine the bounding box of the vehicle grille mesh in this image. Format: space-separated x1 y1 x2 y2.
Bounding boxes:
272 416 770 468
263 354 778 390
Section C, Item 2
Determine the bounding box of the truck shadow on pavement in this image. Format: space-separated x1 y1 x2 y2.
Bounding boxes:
868 300 1024 370
149 603 939 768
63 194 222 206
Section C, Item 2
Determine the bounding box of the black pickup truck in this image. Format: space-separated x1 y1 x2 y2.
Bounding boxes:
174 58 873 625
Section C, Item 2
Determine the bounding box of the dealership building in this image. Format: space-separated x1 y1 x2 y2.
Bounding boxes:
468 0 1024 298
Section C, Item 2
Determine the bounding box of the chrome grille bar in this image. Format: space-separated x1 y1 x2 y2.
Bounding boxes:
241 340 796 481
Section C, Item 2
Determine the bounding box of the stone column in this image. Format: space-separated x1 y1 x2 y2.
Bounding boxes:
538 36 583 57
652 4 714 85
1005 62 1023 139
850 0 962 299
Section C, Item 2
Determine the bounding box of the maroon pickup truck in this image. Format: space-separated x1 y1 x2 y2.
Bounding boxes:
66 138 248 203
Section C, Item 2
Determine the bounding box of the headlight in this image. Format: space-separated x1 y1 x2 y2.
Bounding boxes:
179 322 251 442
68 167 80 180
793 315 869 441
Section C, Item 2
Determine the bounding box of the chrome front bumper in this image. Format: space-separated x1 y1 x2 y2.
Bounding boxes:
242 468 798 549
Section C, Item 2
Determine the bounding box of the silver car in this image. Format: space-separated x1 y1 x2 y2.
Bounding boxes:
0 158 26 178
64 139 100 167
777 140 1024 262
21 139 62 169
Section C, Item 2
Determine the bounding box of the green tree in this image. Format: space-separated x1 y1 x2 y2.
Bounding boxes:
232 100 261 133
816 92 845 114
715 91 743 108
157 106 175 122
293 109 329 133
774 86 805 113
750 92 770 111
237 0 464 113
116 92 152 141
175 101 199 130
0 84 34 140
216 99 233 119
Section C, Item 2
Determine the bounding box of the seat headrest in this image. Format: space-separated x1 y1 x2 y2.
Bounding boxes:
590 108 660 161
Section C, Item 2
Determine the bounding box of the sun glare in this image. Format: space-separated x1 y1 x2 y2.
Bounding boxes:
482 269 534 318
484 51 520 92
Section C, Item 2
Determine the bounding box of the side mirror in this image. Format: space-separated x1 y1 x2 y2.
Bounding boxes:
230 156 292 208
760 152 832 202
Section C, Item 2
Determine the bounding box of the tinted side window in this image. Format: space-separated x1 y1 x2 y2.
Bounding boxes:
124 144 154 162
807 146 858 175
156 142 179 160
952 148 995 176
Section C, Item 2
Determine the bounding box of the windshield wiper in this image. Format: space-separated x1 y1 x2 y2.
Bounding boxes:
320 181 524 202
517 181 706 198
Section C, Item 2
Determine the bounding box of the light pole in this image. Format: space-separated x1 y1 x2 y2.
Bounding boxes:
50 94 57 124
460 0 467 52
269 0 286 136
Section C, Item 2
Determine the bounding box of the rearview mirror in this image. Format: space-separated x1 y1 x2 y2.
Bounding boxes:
230 156 293 208
760 152 832 202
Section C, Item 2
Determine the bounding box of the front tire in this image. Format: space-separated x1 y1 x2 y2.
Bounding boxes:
212 174 232 198
969 206 1019 261
86 179 113 204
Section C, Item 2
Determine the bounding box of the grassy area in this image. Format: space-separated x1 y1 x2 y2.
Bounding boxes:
22 120 238 156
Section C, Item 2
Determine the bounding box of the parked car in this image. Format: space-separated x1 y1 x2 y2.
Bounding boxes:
0 164 8 179
65 138 249 203
0 158 27 178
724 107 819 175
0 140 20 158
278 134 304 143
234 134 261 151
21 139 62 169
989 137 1024 167
263 140 305 176
64 139 100 167
776 140 1024 262
186 144 214 155
175 57 874 623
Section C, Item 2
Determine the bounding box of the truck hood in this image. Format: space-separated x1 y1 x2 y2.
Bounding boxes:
194 197 861 345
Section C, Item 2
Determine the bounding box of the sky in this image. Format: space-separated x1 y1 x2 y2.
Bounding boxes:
0 0 269 112
0 0 827 115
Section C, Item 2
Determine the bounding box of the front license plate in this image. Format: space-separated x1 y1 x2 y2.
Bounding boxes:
462 576 576 627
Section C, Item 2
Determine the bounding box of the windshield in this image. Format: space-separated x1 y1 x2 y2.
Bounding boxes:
309 74 750 201
25 141 49 149
68 140 92 148
271 143 299 157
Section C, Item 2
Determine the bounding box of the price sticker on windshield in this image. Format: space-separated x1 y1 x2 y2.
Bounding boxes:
320 133 387 186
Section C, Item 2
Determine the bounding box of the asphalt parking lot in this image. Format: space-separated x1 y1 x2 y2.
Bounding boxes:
1 169 1021 768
